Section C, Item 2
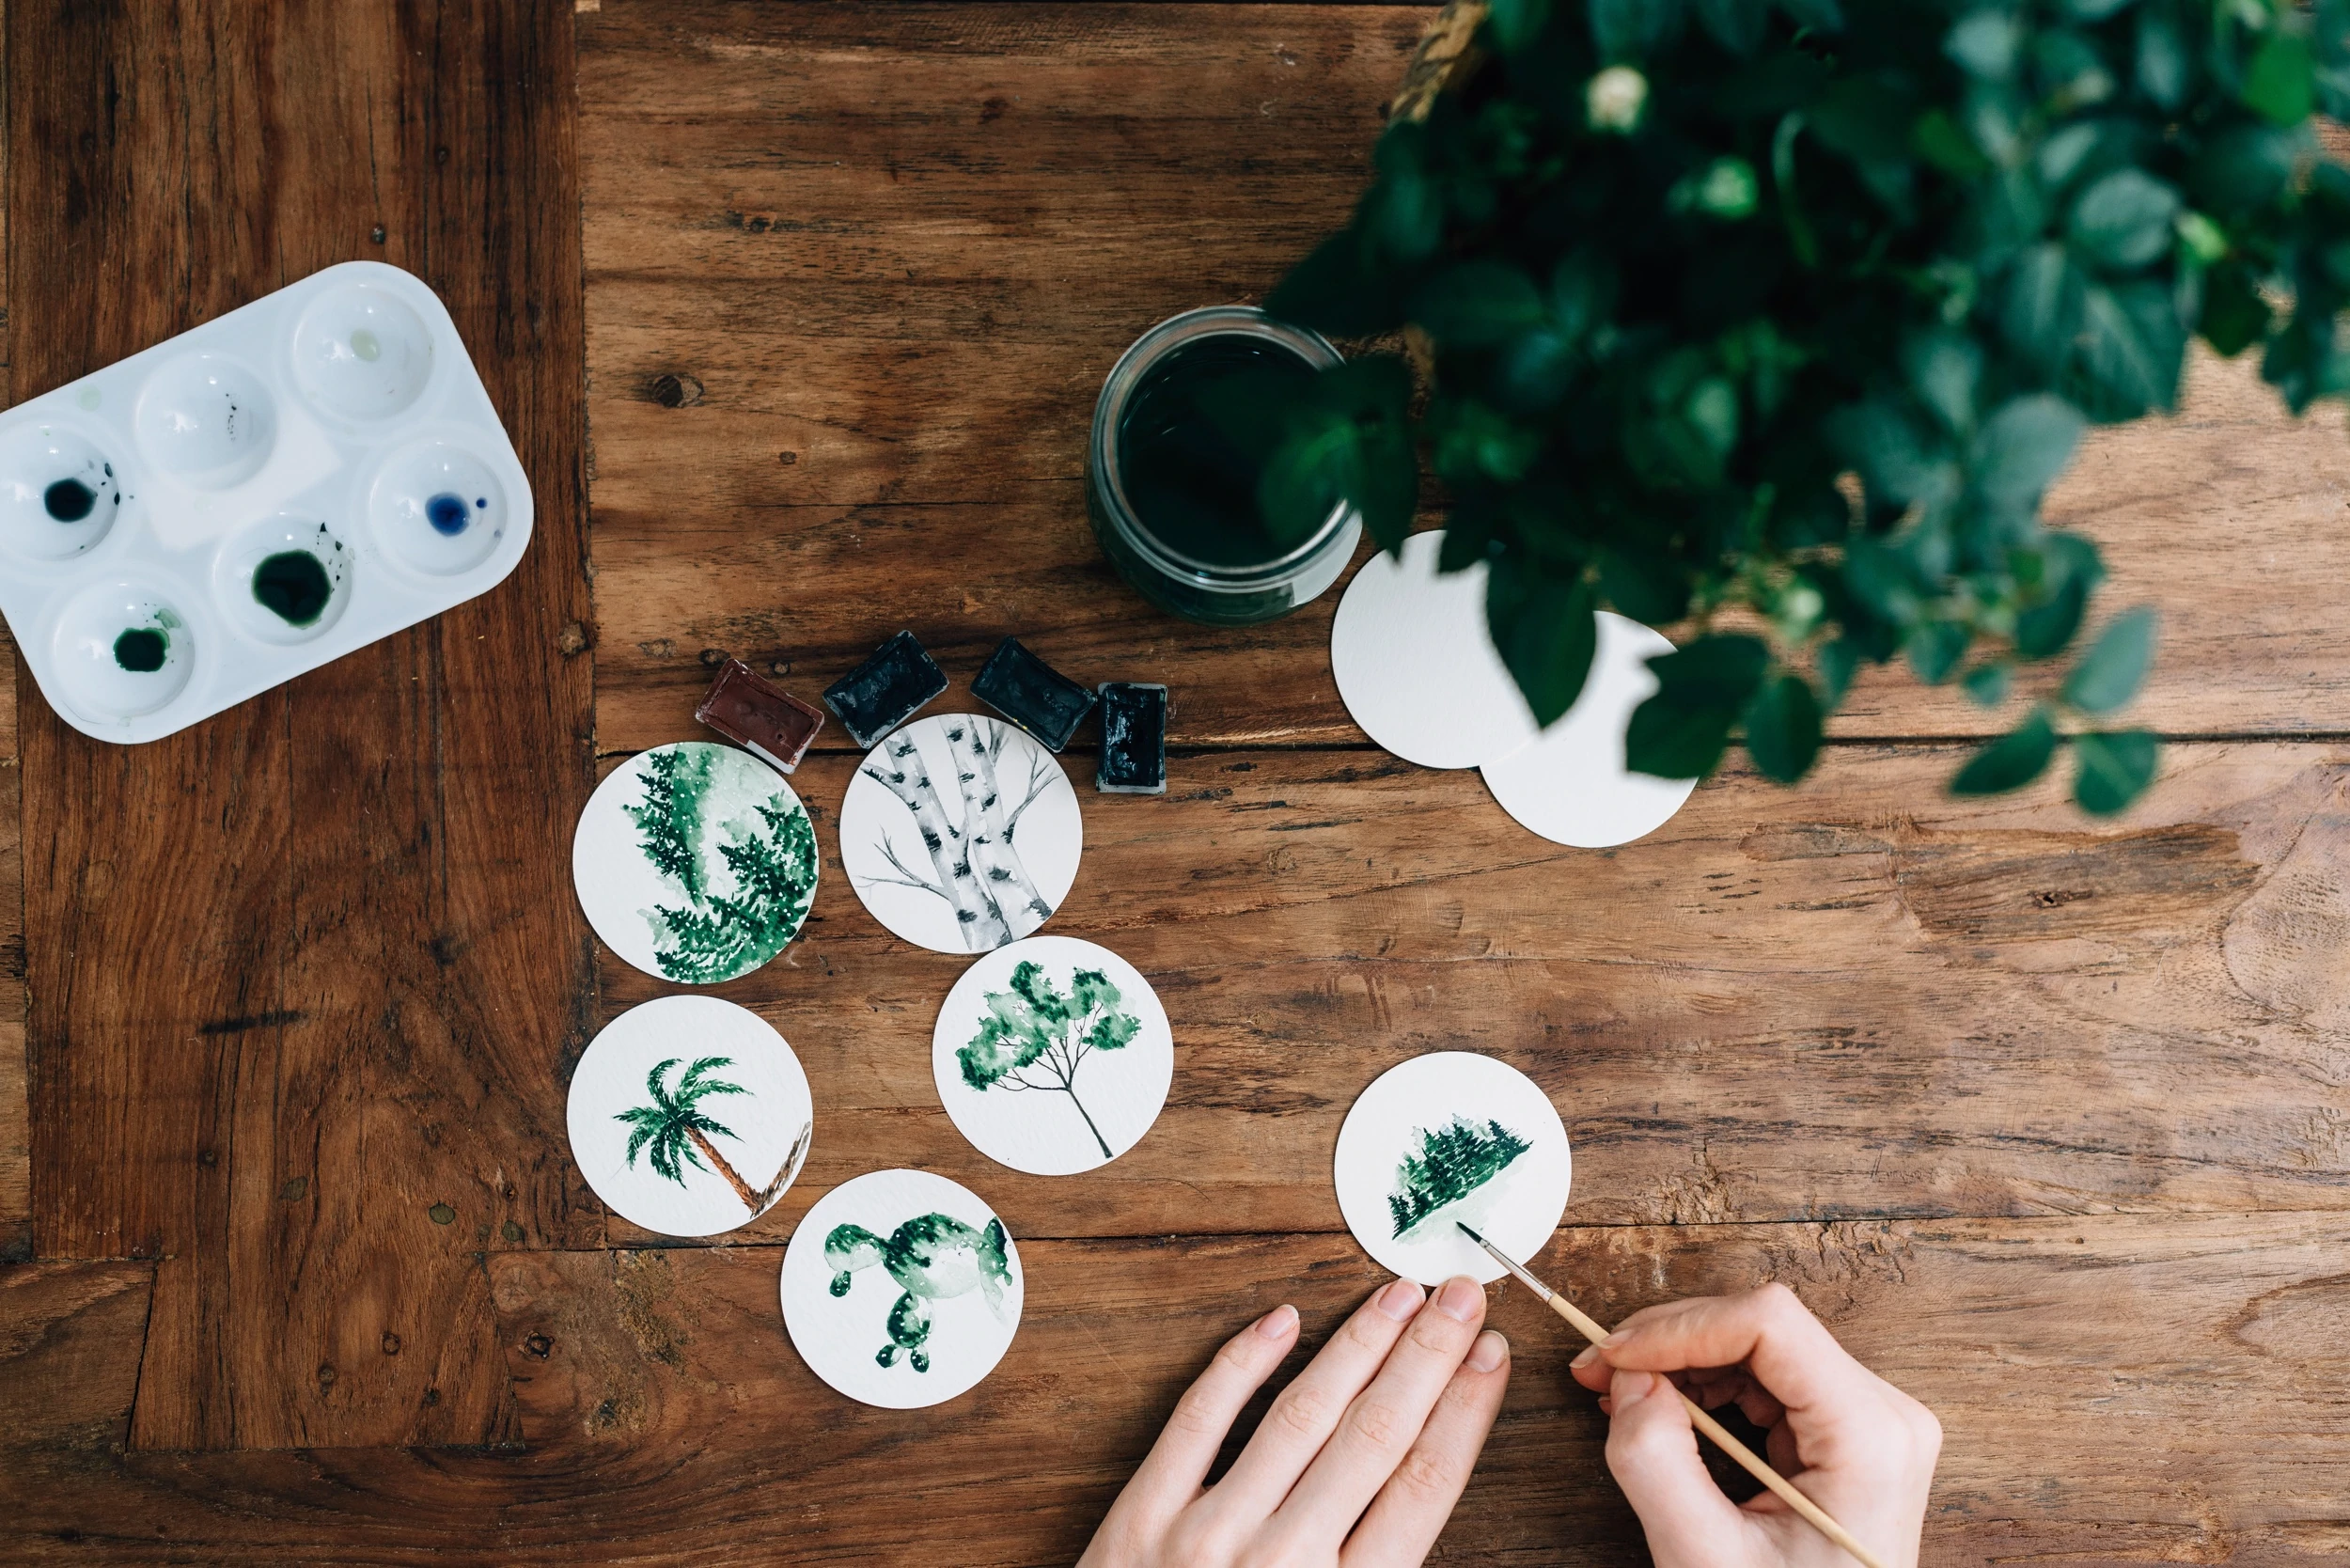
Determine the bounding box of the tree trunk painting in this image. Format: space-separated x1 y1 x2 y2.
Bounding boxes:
863 730 1015 949
860 719 1062 951
686 1125 764 1213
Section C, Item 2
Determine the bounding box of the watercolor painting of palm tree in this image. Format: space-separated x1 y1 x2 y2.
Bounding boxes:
625 745 817 983
614 1055 810 1217
956 961 1141 1160
1387 1116 1532 1238
857 715 1061 951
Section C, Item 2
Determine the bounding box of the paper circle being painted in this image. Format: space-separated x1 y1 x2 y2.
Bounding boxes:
1479 612 1699 848
1330 530 1541 769
781 1168 1025 1409
932 935 1173 1175
566 996 814 1238
572 741 818 984
838 713 1082 954
1333 1051 1571 1286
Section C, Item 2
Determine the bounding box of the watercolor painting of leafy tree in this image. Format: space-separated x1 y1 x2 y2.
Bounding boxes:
614 1055 811 1218
858 716 1060 951
625 745 817 983
956 961 1141 1161
824 1213 1015 1372
1388 1117 1532 1238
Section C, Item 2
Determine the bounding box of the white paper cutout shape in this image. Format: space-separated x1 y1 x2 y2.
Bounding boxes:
572 741 818 984
932 935 1173 1175
1480 611 1699 848
781 1168 1025 1409
1334 1052 1572 1286
1330 530 1541 769
839 713 1082 953
567 996 814 1238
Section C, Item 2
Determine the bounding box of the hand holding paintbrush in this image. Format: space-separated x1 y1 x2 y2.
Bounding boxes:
1460 1222 1940 1568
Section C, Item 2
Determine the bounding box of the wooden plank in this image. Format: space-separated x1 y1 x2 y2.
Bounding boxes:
577 741 2350 1245
8 1214 2349 1563
0 0 25 1269
581 2 2350 754
10 0 595 1450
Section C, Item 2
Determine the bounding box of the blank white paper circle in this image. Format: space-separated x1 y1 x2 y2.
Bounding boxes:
1330 530 1540 769
782 1168 1025 1410
1479 611 1698 848
1334 1052 1571 1286
932 935 1173 1175
566 996 813 1238
839 713 1082 954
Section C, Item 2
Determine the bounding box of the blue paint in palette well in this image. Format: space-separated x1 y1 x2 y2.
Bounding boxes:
425 492 476 536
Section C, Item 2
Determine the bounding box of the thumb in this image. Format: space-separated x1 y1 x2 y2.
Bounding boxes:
1604 1371 1752 1568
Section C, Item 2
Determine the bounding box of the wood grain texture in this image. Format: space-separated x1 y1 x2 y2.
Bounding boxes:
579 742 2350 1244
9 0 595 1448
8 1215 2350 1564
0 0 24 1270
580 1 2350 755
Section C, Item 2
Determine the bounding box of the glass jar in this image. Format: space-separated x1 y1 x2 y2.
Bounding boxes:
1087 306 1362 626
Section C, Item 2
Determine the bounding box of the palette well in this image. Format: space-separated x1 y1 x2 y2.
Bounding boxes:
0 259 532 744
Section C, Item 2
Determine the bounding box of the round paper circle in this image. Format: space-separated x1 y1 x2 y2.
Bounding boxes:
1479 612 1699 848
1330 531 1541 769
782 1168 1025 1409
1334 1052 1571 1286
572 742 818 984
566 996 814 1238
932 935 1173 1175
839 713 1082 954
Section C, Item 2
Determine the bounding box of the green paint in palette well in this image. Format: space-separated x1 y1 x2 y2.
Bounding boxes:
1388 1117 1532 1238
253 550 334 626
351 328 382 362
113 627 168 672
623 745 817 983
825 1213 1014 1372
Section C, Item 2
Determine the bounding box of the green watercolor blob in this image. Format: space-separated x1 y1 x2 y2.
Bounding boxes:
351 328 383 363
1387 1116 1531 1238
113 627 168 673
253 550 334 626
75 385 102 411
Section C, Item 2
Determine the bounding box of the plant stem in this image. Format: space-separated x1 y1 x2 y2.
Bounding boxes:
1059 1087 1113 1161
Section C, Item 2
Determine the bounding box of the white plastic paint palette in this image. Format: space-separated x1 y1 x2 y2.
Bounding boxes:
1329 533 1698 848
0 259 532 744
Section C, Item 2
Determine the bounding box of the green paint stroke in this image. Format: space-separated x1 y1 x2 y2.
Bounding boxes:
958 962 1141 1161
825 1213 1013 1373
1388 1116 1532 1238
624 745 816 983
613 1054 785 1215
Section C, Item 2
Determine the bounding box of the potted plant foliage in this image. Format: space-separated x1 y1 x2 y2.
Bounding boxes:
1232 0 2350 812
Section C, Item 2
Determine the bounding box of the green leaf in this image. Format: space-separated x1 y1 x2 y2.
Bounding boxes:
2136 8 2189 107
1598 549 1690 624
2060 605 2157 713
1486 0 1553 53
1962 663 2012 708
1625 634 1769 779
1414 261 1547 349
2079 282 2186 416
2001 244 2086 374
1743 671 1823 783
2242 25 2316 125
1487 566 1600 726
2068 169 2182 271
2014 532 2106 658
1950 707 2058 795
1904 619 1972 684
1693 0 1766 54
1972 393 2085 517
1249 356 1417 552
1817 637 1862 709
2199 262 2272 356
2073 729 2160 814
1265 228 1404 337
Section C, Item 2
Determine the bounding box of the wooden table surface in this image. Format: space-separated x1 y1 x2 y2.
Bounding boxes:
5 2 2349 1562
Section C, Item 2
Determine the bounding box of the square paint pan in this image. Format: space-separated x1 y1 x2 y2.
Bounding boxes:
0 259 534 744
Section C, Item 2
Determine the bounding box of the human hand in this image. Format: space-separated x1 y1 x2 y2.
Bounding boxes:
1570 1282 1940 1568
1079 1276 1511 1568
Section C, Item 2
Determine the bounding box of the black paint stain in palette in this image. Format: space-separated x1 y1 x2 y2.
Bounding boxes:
973 637 1096 753
823 630 949 749
44 461 117 524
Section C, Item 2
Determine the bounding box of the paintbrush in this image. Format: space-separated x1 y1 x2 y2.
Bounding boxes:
1455 1221 1888 1568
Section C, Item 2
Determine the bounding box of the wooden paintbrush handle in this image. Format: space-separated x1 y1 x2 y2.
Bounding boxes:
1540 1294 1888 1568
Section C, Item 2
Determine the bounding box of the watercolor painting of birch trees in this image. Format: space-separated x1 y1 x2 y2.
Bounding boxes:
839 713 1084 954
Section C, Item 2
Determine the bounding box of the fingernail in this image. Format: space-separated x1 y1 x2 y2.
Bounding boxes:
1255 1304 1298 1341
1435 1278 1484 1322
1570 1345 1598 1369
1467 1330 1507 1372
1377 1278 1426 1321
1599 1331 1626 1349
1613 1370 1658 1404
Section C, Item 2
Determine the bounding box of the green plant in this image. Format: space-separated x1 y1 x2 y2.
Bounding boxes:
1237 0 2350 812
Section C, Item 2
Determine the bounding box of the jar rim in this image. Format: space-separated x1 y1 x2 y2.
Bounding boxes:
1089 306 1356 588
